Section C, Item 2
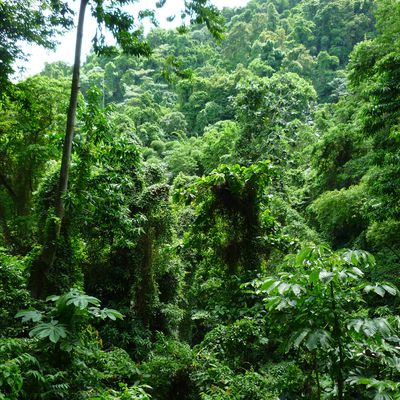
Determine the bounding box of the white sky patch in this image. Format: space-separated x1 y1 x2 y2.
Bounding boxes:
15 0 248 80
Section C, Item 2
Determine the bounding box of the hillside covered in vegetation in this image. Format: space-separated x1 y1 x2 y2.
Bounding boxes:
1 0 400 398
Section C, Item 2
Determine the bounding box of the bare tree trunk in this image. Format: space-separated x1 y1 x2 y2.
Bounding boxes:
55 0 87 224
30 0 88 298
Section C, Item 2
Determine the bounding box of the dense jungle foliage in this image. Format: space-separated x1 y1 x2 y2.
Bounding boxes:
1 0 400 398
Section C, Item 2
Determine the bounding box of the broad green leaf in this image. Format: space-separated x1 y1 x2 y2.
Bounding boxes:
291 284 303 296
265 296 281 311
361 320 378 337
343 250 375 268
259 278 278 292
364 285 374 294
364 284 386 297
295 246 313 266
29 320 68 343
382 284 397 296
351 267 364 277
65 291 100 309
385 356 400 372
319 270 334 283
15 310 43 323
348 375 374 386
338 270 348 281
374 318 392 337
98 308 124 320
374 286 386 298
305 330 331 351
293 329 309 348
373 394 391 400
347 318 364 333
348 318 392 338
366 253 376 268
278 282 291 295
309 269 319 284
265 280 281 294
275 299 287 311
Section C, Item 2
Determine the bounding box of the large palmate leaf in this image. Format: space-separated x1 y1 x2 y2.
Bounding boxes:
364 283 398 297
15 309 43 323
29 320 68 343
347 318 393 338
65 293 100 309
48 289 100 310
348 375 400 400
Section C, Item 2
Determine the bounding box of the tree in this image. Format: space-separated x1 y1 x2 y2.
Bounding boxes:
160 111 188 139
222 21 252 68
199 120 240 173
31 0 225 298
0 0 73 91
234 71 316 165
0 75 69 252
252 245 399 399
313 51 340 101
266 2 280 31
176 161 280 340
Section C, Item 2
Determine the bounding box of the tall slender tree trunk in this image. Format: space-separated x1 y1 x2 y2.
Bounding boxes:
30 0 88 298
55 0 87 224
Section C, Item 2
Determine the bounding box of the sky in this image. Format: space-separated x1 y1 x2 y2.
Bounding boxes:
16 0 249 79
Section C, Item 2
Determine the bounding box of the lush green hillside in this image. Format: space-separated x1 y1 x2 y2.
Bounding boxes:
1 0 400 399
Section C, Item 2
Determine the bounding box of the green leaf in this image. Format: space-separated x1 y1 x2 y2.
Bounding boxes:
265 296 281 311
65 290 100 309
348 375 375 386
364 284 386 297
99 308 124 321
363 285 374 294
309 269 319 284
15 309 43 323
259 278 278 292
305 330 331 351
338 270 348 280
293 329 309 348
374 318 392 337
343 250 375 268
361 320 378 337
382 284 397 296
276 299 291 311
319 270 334 283
88 306 124 320
351 267 364 277
291 284 303 296
348 318 392 338
347 318 364 333
29 320 68 343
278 282 291 295
374 286 386 297
295 246 313 266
